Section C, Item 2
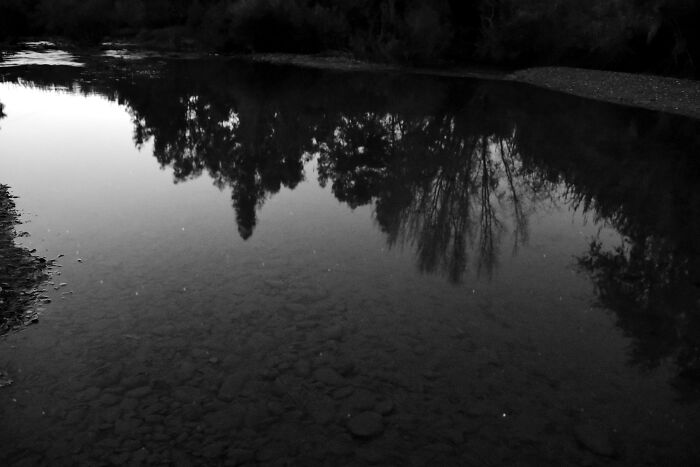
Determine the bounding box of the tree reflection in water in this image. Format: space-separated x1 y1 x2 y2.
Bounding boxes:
98 62 547 280
2 60 700 392
315 114 544 282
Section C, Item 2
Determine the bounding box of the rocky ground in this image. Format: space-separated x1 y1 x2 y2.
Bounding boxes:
2 273 698 466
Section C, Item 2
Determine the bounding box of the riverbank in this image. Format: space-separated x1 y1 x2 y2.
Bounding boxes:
511 67 700 119
3 42 699 119
0 185 48 335
250 53 700 119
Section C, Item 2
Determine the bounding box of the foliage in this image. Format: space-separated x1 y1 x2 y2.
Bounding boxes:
37 0 115 43
1 0 698 75
0 0 34 41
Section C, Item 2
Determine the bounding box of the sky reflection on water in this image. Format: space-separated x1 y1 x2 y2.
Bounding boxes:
0 59 699 465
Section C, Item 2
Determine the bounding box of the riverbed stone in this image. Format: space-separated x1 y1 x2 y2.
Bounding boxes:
256 442 289 462
203 441 227 458
574 423 616 457
313 367 346 386
98 393 121 407
324 324 345 341
182 404 203 422
347 411 384 437
65 407 87 425
121 374 149 390
332 386 354 399
355 446 385 464
325 434 354 456
218 372 249 401
173 386 203 404
227 448 254 465
348 389 376 410
126 385 152 399
294 359 312 377
307 396 336 424
121 397 138 412
374 399 394 415
79 386 101 401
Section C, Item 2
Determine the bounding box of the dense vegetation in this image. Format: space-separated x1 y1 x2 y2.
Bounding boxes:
1 0 698 76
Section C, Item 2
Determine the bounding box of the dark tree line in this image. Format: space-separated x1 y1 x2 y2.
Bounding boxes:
1 0 699 76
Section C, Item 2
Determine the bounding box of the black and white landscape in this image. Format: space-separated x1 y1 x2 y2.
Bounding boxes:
1 2 700 466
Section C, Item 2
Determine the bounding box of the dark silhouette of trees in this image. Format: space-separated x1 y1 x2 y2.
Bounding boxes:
1 0 698 76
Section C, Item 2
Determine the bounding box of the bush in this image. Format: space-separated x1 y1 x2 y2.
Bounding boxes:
220 0 345 53
0 0 32 41
476 0 698 75
1 0 697 75
38 0 115 43
401 3 452 62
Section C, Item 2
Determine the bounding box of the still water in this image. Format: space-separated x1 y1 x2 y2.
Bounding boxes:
1 51 699 466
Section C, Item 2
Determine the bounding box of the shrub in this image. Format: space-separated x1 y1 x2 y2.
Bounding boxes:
222 0 338 53
38 0 115 43
0 0 32 41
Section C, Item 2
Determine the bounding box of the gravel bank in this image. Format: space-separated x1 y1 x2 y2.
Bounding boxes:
511 66 700 119
251 54 700 119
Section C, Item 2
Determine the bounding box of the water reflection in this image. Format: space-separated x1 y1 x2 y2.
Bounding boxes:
315 117 541 281
2 58 700 458
3 62 700 392
2 101 48 332
59 63 550 280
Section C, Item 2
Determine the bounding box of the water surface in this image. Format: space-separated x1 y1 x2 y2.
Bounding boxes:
1 56 699 466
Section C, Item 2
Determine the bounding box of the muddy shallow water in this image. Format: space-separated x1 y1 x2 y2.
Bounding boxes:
1 51 699 466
